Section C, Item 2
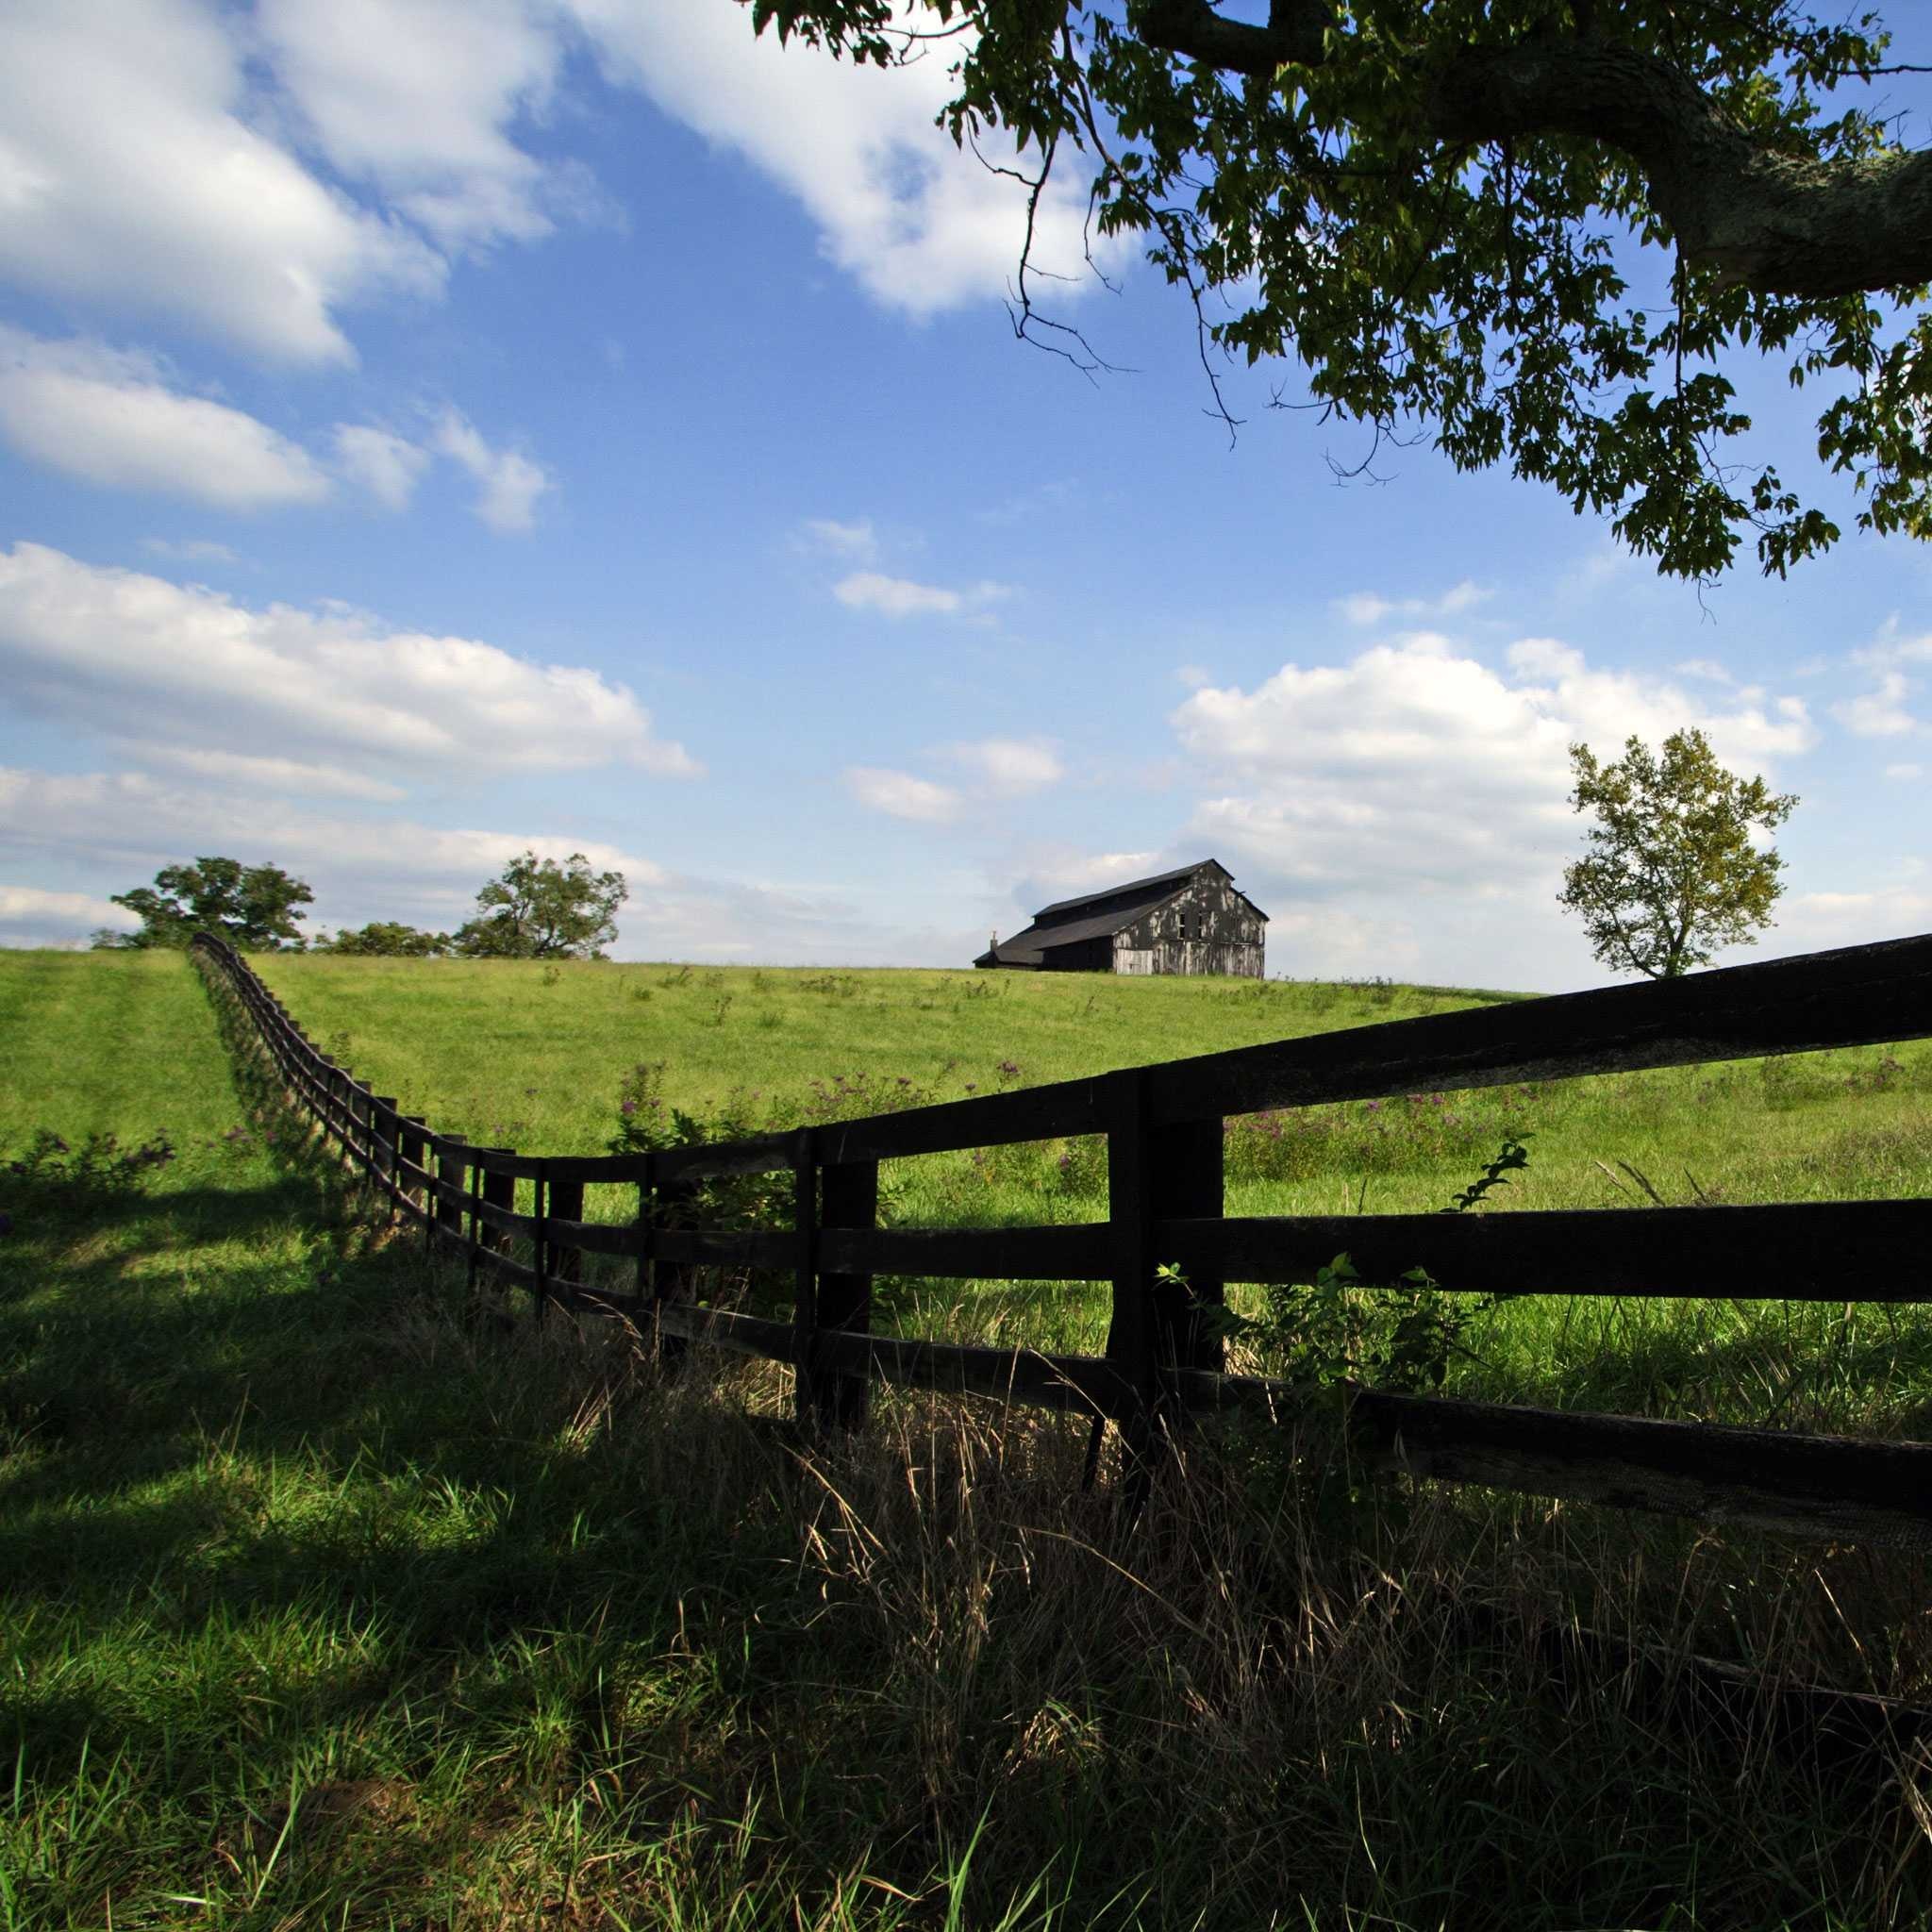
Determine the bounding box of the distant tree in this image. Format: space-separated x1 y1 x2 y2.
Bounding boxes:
454 851 626 959
323 921 453 958
94 858 313 952
1557 728 1797 979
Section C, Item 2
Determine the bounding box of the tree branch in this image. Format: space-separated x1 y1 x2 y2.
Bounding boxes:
1424 34 1932 299
1134 0 1330 77
1134 6 1932 300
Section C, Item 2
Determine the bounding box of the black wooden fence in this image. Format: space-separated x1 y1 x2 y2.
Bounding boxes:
192 930 1932 1545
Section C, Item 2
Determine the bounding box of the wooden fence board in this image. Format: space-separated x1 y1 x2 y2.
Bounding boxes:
1148 930 1932 1127
1158 1199 1932 1300
815 1224 1110 1280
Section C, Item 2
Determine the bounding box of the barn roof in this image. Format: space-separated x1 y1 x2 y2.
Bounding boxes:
974 858 1267 968
1031 858 1229 922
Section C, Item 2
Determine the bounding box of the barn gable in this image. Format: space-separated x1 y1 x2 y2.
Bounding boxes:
974 859 1267 976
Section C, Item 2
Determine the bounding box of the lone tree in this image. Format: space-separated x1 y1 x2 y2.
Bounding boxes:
745 2 1932 579
95 858 313 952
454 851 627 959
1557 728 1797 978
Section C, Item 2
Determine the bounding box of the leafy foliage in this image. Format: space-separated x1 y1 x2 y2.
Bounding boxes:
95 857 312 952
1558 727 1797 978
322 921 452 958
1208 1134 1527 1394
740 1 1932 579
454 850 626 960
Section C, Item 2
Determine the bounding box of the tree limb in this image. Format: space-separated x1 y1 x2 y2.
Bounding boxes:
1426 34 1932 299
1134 0 1330 76
1134 5 1932 300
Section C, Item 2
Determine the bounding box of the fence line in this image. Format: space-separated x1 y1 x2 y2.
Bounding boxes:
191 931 1932 1545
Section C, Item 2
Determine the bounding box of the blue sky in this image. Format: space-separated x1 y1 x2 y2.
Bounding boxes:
3 1 1928 991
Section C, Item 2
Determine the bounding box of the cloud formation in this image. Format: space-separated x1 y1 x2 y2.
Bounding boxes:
799 517 878 560
833 572 1008 619
568 1 1112 316
431 408 552 533
942 736 1064 796
332 424 432 511
0 0 440 364
1333 581 1492 627
1170 630 1817 986
842 766 961 823
257 0 581 251
0 883 139 948
0 330 331 508
0 543 698 786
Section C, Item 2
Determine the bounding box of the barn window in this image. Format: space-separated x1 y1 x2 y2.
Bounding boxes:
1180 912 1191 941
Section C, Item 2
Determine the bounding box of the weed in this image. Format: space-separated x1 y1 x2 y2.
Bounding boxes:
3 1128 177 1213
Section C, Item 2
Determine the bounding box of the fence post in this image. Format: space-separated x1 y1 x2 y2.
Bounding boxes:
652 1168 696 1372
466 1158 484 1296
481 1154 516 1277
818 1158 878 1429
435 1147 464 1252
400 1116 428 1224
790 1130 821 1427
634 1153 655 1321
371 1096 398 1216
532 1158 550 1321
1087 1068 1158 1494
1150 1115 1225 1378
549 1173 585 1309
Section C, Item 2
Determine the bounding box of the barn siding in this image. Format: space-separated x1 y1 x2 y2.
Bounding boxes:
1114 871 1264 978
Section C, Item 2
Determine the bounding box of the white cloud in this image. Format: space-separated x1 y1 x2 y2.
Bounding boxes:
332 424 431 510
1775 885 1932 955
1674 658 1735 685
1833 671 1917 738
799 517 877 560
0 543 699 786
1334 580 1492 627
124 744 408 803
0 330 331 508
432 408 552 532
1887 762 1924 781
1832 628 1932 740
0 0 440 364
0 884 139 948
1012 847 1161 905
943 736 1063 796
1169 632 1816 987
833 571 1009 619
843 766 960 823
1175 664 1212 690
256 0 581 252
564 0 1112 316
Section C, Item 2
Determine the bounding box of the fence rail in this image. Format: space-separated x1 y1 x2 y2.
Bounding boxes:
192 930 1932 1545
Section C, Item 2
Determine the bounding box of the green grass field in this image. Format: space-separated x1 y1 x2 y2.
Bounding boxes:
7 948 1932 1929
242 951 1932 1430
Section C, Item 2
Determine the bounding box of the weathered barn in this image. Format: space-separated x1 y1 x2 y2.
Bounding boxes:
974 858 1267 977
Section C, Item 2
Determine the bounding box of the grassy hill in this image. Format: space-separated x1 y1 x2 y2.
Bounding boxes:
6 947 1932 1927
245 953 1932 1224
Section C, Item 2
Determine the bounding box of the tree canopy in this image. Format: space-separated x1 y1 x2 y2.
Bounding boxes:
95 858 313 952
746 0 1932 579
1557 727 1797 977
454 852 627 960
322 921 453 958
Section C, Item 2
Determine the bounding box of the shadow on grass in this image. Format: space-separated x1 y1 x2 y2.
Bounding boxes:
8 981 1932 1930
